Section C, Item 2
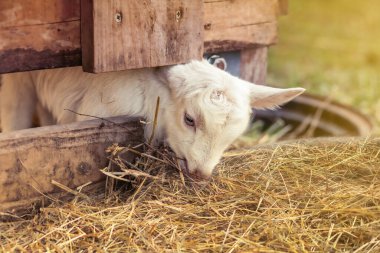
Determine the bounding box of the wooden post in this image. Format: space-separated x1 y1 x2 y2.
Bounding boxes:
81 0 204 73
240 47 268 85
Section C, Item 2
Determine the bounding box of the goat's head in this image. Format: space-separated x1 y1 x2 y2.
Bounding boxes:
159 60 305 180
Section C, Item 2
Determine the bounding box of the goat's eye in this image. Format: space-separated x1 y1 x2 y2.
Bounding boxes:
184 113 195 127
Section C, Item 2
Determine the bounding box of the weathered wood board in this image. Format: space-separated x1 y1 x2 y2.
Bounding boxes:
81 0 203 73
0 0 81 73
240 46 268 85
204 0 280 53
0 0 286 74
0 116 143 214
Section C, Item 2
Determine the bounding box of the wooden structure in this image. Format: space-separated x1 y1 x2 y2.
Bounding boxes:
0 0 287 82
0 0 287 213
0 117 143 214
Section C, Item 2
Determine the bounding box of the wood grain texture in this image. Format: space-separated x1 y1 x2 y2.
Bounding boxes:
0 116 143 212
81 0 204 73
0 0 81 73
240 46 268 85
0 21 81 73
0 0 285 73
203 0 281 53
0 0 79 28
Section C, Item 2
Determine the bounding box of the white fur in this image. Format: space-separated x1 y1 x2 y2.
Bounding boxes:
1 60 305 179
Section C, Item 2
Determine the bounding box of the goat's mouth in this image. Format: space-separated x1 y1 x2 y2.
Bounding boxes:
164 144 189 175
165 144 207 182
177 158 210 183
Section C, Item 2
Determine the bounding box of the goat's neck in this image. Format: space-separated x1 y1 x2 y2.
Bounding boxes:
139 72 171 143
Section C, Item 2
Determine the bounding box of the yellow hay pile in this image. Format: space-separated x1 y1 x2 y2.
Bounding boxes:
1 137 380 252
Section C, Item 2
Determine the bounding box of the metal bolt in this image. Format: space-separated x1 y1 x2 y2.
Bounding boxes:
204 23 212 30
115 13 122 23
175 10 182 22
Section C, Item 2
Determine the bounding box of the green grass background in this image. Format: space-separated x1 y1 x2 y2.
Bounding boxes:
268 0 380 133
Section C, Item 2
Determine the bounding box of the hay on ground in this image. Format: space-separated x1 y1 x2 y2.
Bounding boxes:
1 137 380 252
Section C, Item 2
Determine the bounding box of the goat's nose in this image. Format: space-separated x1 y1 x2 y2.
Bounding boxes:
189 169 210 181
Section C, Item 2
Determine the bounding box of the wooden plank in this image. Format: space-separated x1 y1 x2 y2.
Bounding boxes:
0 0 79 28
204 23 277 53
240 46 268 85
0 0 285 73
0 21 81 73
81 0 203 73
204 0 280 53
0 116 143 211
0 0 81 73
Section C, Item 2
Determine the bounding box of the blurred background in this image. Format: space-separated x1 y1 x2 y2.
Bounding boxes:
268 0 380 134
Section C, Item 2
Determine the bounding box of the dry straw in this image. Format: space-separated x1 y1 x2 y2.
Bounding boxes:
1 135 380 252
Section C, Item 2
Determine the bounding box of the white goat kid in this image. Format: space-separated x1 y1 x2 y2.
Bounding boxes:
1 60 304 179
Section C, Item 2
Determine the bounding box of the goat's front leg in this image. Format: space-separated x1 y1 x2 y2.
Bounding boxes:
1 73 37 132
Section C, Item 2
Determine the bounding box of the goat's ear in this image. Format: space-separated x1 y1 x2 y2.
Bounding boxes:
155 65 187 93
207 55 227 71
156 61 213 98
248 83 305 109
